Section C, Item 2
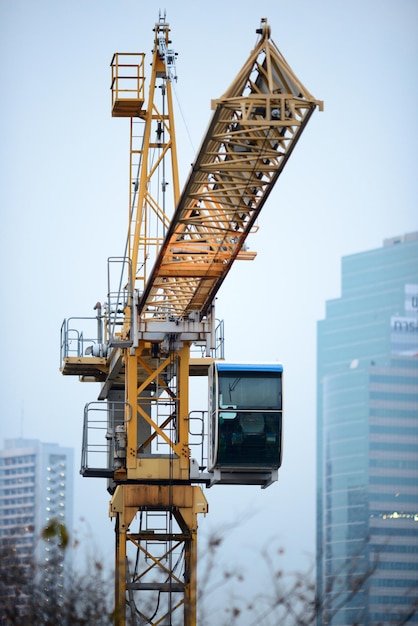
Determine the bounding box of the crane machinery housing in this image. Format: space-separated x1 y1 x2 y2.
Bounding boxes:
60 13 322 626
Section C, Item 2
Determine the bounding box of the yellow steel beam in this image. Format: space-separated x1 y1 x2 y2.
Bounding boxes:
110 484 208 625
138 20 322 321
113 339 198 621
128 31 180 301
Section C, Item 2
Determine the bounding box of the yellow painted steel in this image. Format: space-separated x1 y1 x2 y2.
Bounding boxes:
109 16 321 624
124 44 180 302
111 53 146 117
61 14 321 626
110 338 207 624
110 484 208 625
138 18 323 321
109 17 206 624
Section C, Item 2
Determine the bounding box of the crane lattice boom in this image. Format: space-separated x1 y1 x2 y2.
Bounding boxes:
138 18 322 321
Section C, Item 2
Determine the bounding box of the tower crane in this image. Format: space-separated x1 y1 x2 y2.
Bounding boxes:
60 13 322 626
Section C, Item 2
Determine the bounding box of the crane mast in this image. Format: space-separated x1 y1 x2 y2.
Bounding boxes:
60 14 322 626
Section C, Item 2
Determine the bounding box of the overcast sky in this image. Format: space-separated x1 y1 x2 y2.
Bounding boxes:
1 0 417 617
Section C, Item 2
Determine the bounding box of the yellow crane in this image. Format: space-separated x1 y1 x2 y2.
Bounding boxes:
60 13 322 626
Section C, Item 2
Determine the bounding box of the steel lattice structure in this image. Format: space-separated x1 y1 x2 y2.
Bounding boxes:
60 14 322 625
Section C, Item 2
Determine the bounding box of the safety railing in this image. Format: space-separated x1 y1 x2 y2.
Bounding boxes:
110 53 146 117
60 314 107 364
190 318 225 360
107 256 132 345
80 401 131 478
188 410 208 471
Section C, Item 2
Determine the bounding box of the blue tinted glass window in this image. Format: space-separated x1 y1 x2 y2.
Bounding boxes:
218 370 282 410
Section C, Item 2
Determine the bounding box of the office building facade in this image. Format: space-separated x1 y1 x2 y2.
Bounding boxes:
317 233 418 624
0 438 74 589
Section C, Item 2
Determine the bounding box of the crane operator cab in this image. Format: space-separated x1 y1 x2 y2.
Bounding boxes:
207 362 283 488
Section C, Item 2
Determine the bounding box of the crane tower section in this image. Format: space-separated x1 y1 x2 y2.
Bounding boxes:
110 15 180 342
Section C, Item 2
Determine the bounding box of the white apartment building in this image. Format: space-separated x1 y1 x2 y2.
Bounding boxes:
0 438 74 582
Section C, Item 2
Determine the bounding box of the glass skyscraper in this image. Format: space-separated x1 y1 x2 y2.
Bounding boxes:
316 233 418 625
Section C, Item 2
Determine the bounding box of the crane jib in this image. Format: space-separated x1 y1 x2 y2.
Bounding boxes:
137 27 322 322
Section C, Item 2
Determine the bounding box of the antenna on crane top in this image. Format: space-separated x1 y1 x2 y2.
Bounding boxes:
155 9 178 81
256 17 271 39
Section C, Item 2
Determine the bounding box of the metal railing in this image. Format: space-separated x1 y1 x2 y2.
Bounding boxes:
80 401 131 477
188 410 208 471
110 53 146 111
60 315 106 363
190 318 225 360
107 256 132 344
